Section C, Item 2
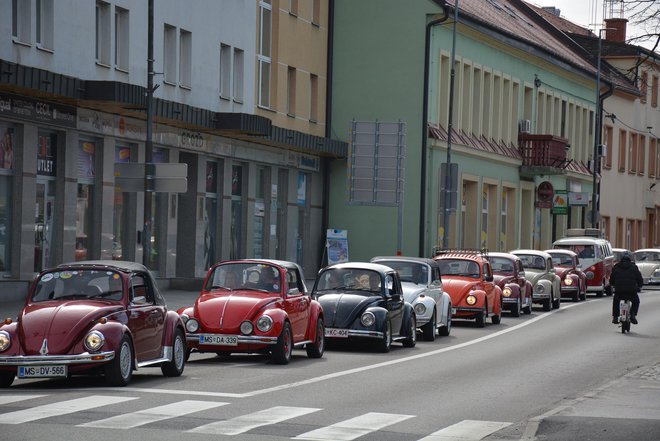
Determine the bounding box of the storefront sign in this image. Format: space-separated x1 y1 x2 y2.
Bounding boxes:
536 181 554 209
0 92 76 128
78 109 145 140
37 133 56 176
299 154 320 171
568 191 590 206
551 190 568 215
326 229 349 265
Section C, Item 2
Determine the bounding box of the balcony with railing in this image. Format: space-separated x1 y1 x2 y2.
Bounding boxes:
518 134 572 177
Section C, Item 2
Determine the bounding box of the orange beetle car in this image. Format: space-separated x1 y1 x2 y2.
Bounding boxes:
433 250 503 327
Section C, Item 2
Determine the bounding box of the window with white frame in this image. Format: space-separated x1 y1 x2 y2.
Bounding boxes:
309 74 318 122
233 48 244 103
219 43 231 99
163 24 177 84
258 0 272 108
12 0 31 44
179 29 192 88
36 0 54 50
96 1 111 65
287 66 296 116
114 6 129 70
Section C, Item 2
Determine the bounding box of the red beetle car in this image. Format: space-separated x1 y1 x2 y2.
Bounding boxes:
545 249 587 302
488 252 533 316
0 261 186 387
178 259 325 364
433 250 503 327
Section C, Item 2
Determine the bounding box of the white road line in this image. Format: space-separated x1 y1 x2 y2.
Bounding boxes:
78 400 228 429
0 395 46 405
88 387 245 398
189 406 320 435
0 396 137 424
294 412 414 441
418 419 512 441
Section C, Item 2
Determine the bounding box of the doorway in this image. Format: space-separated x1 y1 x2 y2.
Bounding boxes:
34 180 55 272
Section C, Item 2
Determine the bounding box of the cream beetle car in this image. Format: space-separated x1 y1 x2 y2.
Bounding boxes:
510 250 561 311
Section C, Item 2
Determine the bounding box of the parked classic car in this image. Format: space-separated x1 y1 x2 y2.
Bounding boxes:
370 256 452 340
433 250 503 327
612 248 632 264
510 250 561 311
311 262 416 352
632 248 660 284
487 252 533 316
0 260 186 387
545 249 587 302
178 259 325 364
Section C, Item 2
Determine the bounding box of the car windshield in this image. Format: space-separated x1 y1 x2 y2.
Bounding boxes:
32 269 124 302
516 255 546 270
376 261 427 284
549 254 573 266
205 262 281 294
437 259 480 278
315 268 383 296
556 244 595 259
489 257 515 274
633 251 660 262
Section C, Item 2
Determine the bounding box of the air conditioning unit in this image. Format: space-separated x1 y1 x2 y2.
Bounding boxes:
519 119 531 133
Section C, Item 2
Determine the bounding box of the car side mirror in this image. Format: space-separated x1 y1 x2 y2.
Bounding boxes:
432 279 441 286
391 293 402 302
287 288 302 297
484 274 494 282
131 295 147 305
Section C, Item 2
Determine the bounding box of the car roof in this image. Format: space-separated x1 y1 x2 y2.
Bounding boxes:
553 237 608 245
371 256 438 266
633 248 660 253
487 252 520 260
545 249 577 256
324 262 397 275
56 260 149 274
434 251 488 262
510 249 552 258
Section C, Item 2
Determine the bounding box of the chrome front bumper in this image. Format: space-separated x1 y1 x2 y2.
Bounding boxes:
0 351 115 366
186 333 279 345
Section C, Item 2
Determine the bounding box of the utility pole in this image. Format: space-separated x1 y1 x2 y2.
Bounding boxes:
143 0 155 266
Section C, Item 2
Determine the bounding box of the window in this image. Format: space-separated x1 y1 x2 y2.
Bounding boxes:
96 1 111 64
163 24 177 84
114 6 129 70
258 1 272 108
233 48 244 103
179 29 192 88
501 190 507 250
36 0 54 50
629 132 638 173
312 0 320 26
651 138 657 178
653 76 659 108
603 125 613 169
640 71 648 104
309 74 318 122
0 125 14 273
639 134 646 176
618 129 627 172
289 0 298 16
287 66 296 116
230 164 245 260
77 140 97 261
219 43 231 99
12 0 31 44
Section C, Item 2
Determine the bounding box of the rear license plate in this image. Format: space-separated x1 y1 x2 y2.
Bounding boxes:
18 365 67 378
325 328 349 338
199 334 239 346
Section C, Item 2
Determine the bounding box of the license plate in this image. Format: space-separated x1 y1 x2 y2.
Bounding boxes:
325 328 349 338
18 365 67 378
451 308 457 315
199 334 239 346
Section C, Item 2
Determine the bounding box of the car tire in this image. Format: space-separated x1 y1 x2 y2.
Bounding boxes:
105 335 133 387
523 298 532 315
552 292 561 309
0 371 15 388
377 320 392 353
272 322 293 365
542 297 552 311
491 302 502 325
402 316 417 348
184 348 192 362
422 311 436 341
439 307 451 336
572 289 579 302
475 307 487 328
306 318 325 359
511 298 521 317
161 328 186 377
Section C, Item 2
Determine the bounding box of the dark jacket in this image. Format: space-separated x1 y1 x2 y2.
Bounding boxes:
610 259 643 298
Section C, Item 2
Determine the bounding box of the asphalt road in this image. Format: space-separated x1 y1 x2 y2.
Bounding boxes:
1 289 659 441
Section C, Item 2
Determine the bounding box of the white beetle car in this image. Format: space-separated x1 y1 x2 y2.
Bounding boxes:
370 256 452 340
632 248 660 285
510 250 562 311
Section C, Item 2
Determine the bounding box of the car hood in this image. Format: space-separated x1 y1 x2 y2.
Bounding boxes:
553 267 572 278
442 278 481 303
316 293 382 328
194 291 281 332
19 301 124 355
636 262 660 278
524 270 546 285
493 274 514 288
401 283 427 303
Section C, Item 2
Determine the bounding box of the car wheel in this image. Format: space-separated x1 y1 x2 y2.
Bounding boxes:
105 335 133 387
475 307 487 328
523 297 532 314
377 320 392 353
271 322 293 365
511 297 521 317
552 292 561 309
402 316 417 348
439 307 451 336
306 318 325 359
161 328 186 377
572 289 579 302
542 297 552 311
184 348 192 362
491 302 502 324
422 311 436 341
0 371 15 388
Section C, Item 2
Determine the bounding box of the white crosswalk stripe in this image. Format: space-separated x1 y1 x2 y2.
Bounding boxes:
78 400 229 429
0 395 137 424
293 412 414 441
417 419 512 441
0 395 46 405
189 405 321 435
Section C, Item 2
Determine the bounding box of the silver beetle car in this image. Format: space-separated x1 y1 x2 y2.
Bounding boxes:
371 256 452 340
632 248 660 284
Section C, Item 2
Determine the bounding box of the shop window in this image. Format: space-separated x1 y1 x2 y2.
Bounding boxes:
230 164 245 259
0 126 13 272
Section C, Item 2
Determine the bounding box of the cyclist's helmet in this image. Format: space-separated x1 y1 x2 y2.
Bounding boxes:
621 250 632 261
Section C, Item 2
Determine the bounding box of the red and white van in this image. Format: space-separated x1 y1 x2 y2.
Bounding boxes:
552 229 614 296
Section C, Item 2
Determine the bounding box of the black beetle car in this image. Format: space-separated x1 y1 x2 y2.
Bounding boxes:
311 262 416 352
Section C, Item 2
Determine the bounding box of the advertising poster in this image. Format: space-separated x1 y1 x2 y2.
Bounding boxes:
327 229 349 265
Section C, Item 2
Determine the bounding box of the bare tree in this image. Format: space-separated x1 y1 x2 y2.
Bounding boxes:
622 0 659 52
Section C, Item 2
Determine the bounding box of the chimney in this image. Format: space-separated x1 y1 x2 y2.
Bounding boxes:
604 18 627 42
541 7 561 17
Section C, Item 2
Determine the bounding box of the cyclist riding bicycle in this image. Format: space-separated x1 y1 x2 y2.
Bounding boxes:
610 250 642 325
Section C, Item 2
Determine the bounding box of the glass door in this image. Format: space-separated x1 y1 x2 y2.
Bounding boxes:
34 180 54 272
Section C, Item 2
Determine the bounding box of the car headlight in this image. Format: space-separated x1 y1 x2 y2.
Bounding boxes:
466 294 477 305
535 284 545 293
564 277 573 286
84 330 105 352
256 315 273 332
240 320 254 335
503 287 512 297
414 303 426 315
0 331 10 352
361 312 376 327
653 269 660 276
186 318 200 333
